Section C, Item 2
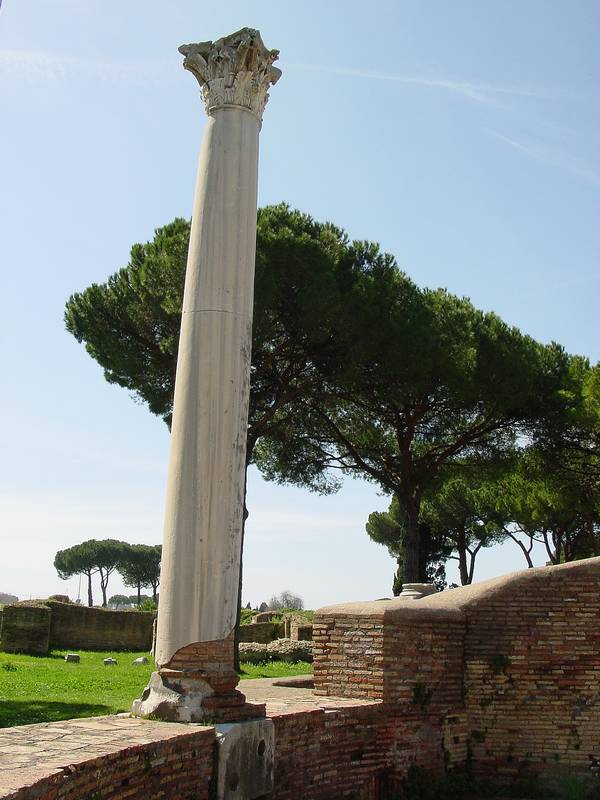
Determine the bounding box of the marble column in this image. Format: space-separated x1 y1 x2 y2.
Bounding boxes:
133 28 281 724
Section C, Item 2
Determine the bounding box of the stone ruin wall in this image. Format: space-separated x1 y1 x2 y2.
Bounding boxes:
0 603 51 655
0 604 310 655
0 600 155 654
238 621 281 644
238 613 314 644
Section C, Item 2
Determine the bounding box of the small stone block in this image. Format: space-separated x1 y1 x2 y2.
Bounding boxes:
64 653 80 663
133 656 149 665
103 657 118 666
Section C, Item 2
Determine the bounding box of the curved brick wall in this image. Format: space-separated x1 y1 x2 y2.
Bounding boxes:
313 557 600 780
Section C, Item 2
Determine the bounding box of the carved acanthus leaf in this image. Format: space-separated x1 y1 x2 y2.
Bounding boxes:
179 28 281 122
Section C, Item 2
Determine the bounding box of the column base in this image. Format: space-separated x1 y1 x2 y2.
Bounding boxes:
132 669 266 724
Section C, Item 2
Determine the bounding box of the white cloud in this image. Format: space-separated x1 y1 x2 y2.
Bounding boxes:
487 128 600 187
0 48 175 86
246 506 365 542
285 61 556 105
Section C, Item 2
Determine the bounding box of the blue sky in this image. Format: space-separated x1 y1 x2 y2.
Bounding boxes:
1 1 599 607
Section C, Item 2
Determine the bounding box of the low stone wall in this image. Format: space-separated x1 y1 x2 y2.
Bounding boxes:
238 621 281 644
0 604 51 655
0 600 155 654
47 601 154 651
244 613 314 642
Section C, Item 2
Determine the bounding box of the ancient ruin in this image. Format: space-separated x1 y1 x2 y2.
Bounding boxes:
4 559 600 799
3 23 600 800
132 28 281 724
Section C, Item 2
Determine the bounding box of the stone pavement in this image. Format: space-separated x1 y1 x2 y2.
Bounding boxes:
0 677 379 798
242 676 380 715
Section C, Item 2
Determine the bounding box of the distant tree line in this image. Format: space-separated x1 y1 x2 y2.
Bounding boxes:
64 204 600 597
107 593 155 608
54 540 161 607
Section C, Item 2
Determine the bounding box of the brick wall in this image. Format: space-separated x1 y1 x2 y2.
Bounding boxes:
270 706 445 800
383 614 465 712
313 608 386 699
0 603 50 654
47 601 154 651
313 557 600 781
238 621 281 644
460 560 600 778
4 706 448 800
0 601 154 654
313 602 464 710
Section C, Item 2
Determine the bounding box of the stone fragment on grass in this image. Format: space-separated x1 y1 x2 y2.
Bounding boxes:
64 653 80 663
103 657 118 666
133 656 149 666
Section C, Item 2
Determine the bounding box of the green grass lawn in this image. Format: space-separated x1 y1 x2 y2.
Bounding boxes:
0 650 312 728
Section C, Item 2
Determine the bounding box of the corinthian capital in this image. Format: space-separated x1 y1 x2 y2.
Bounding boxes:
179 27 281 122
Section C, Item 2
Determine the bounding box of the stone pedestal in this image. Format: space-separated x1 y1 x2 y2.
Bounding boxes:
132 669 266 725
399 582 438 600
133 28 280 724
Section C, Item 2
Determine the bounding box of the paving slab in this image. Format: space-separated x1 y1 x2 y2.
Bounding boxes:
241 676 380 715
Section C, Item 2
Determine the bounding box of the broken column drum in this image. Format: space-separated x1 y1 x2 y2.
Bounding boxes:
133 28 281 723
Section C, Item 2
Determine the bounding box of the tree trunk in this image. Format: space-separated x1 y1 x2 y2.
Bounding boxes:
467 543 482 584
402 495 421 583
98 568 108 607
457 530 469 585
507 531 534 568
152 582 158 603
87 572 93 607
137 581 141 605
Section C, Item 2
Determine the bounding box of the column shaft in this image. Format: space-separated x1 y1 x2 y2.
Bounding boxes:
156 107 260 670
